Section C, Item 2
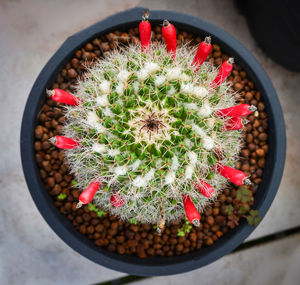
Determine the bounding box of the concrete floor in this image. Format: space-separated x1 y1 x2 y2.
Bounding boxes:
0 0 299 284
137 233 300 285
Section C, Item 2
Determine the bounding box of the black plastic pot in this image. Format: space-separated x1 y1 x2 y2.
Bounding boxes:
20 7 286 276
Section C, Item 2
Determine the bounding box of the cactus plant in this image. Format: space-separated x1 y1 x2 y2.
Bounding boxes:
49 11 256 230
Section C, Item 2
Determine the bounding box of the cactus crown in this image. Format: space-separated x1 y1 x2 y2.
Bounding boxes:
62 43 242 224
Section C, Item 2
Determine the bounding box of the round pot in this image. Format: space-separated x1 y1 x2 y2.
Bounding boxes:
20 7 286 276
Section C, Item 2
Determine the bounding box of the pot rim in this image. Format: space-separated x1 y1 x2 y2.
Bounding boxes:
20 7 286 276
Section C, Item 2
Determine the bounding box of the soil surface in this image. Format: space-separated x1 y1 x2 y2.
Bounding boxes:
34 26 268 258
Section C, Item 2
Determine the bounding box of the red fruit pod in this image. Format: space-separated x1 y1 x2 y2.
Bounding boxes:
182 194 201 226
195 181 214 198
192 36 212 71
77 179 101 208
216 104 257 117
139 9 151 52
162 20 177 60
210 58 234 90
214 163 251 186
47 89 81 106
110 194 124 207
50 136 80 149
224 117 244 131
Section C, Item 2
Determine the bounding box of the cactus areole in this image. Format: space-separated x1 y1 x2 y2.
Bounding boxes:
48 13 255 228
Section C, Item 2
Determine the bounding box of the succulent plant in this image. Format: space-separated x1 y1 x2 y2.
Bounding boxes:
49 11 256 230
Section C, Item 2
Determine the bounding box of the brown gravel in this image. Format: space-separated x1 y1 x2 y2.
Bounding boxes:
34 26 268 258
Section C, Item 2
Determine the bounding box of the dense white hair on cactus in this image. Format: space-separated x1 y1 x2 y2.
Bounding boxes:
116 83 124 95
171 156 179 171
199 102 212 117
144 168 155 181
107 148 120 156
86 111 106 132
166 67 182 81
114 165 128 176
96 94 109 107
192 124 206 138
133 81 139 92
179 72 191 81
86 111 99 125
61 43 243 224
192 86 208 97
92 143 106 154
117 70 131 82
184 138 193 148
99 80 111 93
95 124 106 133
130 159 141 171
187 151 198 165
185 164 194 179
103 107 114 117
181 83 194 93
154 75 166 86
144 62 160 73
184 103 199 111
137 69 149 81
165 171 176 185
155 158 162 168
207 118 215 128
167 85 176 95
202 136 214 150
132 175 147 188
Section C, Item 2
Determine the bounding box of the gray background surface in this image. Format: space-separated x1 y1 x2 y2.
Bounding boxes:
0 0 299 284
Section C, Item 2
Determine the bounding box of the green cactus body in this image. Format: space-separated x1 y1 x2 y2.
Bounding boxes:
63 44 242 224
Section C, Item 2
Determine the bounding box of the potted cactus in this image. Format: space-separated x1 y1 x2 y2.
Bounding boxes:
21 7 285 275
47 15 255 230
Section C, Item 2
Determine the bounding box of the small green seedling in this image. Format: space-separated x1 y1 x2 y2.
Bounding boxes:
57 193 67 200
129 218 138 225
226 186 262 227
177 217 193 236
246 210 262 226
88 203 106 218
